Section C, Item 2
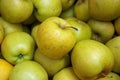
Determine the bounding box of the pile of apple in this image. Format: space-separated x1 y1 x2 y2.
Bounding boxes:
0 0 120 80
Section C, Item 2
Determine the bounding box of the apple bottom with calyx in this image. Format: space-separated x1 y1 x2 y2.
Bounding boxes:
1 32 35 65
71 40 114 80
9 60 48 80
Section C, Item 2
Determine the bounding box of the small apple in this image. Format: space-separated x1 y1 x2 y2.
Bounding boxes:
61 0 75 11
97 72 120 80
65 17 92 43
36 17 76 59
34 48 70 77
114 17 120 35
32 0 62 22
88 0 120 21
53 67 79 80
0 0 33 23
74 0 90 22
88 19 115 43
1 32 35 65
71 39 114 80
105 36 120 73
9 60 48 80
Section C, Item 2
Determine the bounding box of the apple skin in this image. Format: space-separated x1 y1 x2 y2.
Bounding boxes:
65 17 92 43
53 67 79 80
9 60 48 80
71 40 114 80
114 18 120 35
0 0 33 23
36 17 76 59
88 0 120 21
34 48 70 77
1 32 35 65
105 36 120 73
88 19 115 43
74 0 90 22
32 0 62 22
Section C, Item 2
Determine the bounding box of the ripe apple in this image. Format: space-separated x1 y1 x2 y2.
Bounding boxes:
1 32 35 65
65 17 92 43
32 0 62 22
34 48 70 77
0 21 4 44
61 0 75 11
9 60 48 80
97 72 120 80
88 19 115 43
53 67 79 80
105 36 120 73
0 17 24 36
88 0 120 21
114 17 120 35
71 40 114 80
0 0 33 23
36 17 76 59
74 0 90 22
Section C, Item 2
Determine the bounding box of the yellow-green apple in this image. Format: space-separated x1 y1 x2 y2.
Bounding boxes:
71 40 114 80
88 19 115 43
105 36 120 73
34 48 70 77
0 21 4 44
88 0 120 21
9 60 48 80
97 72 120 80
65 17 92 43
53 67 79 80
36 17 76 59
60 5 74 19
0 0 33 23
0 17 24 36
1 32 35 65
61 0 75 11
114 18 120 35
32 0 62 22
74 0 90 22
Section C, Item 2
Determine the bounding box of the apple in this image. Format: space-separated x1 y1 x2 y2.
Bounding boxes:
87 19 115 43
71 39 114 80
114 17 120 35
105 36 120 73
1 32 35 65
9 60 48 80
32 0 62 22
97 72 120 80
61 0 75 11
34 48 70 77
74 0 90 22
0 0 33 23
0 21 4 44
0 17 24 36
53 67 79 80
65 17 92 43
88 0 120 21
36 17 76 59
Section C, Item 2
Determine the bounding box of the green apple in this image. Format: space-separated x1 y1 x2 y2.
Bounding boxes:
71 40 114 80
36 17 76 59
88 19 115 43
9 60 48 80
0 17 24 36
74 0 90 22
32 0 62 22
97 72 120 80
88 0 120 21
0 21 4 44
1 32 35 65
114 17 120 35
53 67 79 80
34 48 70 77
61 0 75 11
105 36 120 73
65 17 92 43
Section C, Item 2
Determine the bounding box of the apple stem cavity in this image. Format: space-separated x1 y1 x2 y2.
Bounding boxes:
18 54 23 59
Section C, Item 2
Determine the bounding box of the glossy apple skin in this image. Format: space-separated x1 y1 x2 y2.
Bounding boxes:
1 32 35 65
71 40 114 80
9 60 48 80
